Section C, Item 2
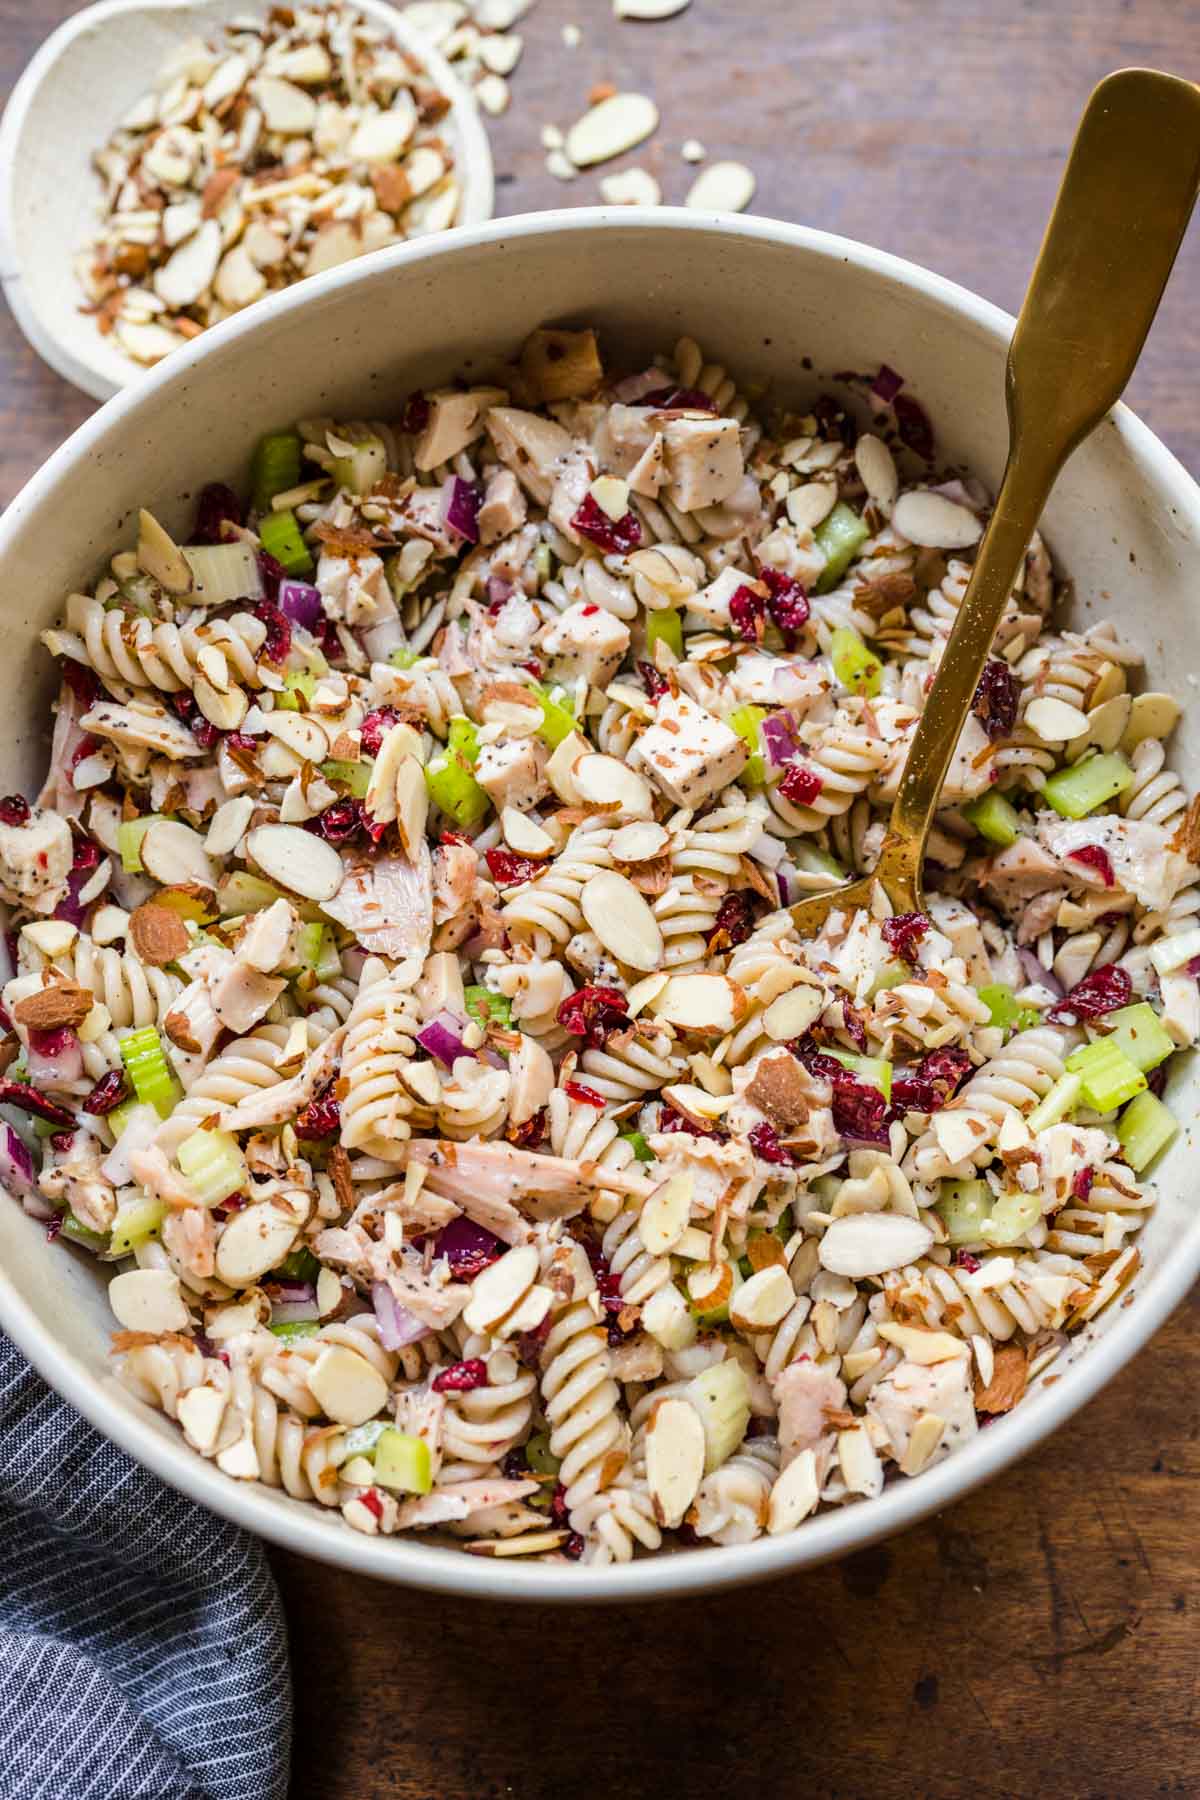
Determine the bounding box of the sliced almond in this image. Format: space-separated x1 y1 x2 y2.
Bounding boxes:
600 167 662 206
574 755 654 818
462 1244 539 1333
152 220 222 311
892 490 982 550
644 1395 705 1527
216 1429 261 1480
177 1384 228 1454
650 972 743 1035
685 161 756 213
746 1232 787 1272
729 1263 794 1331
393 756 429 858
930 1106 992 1166
900 1411 946 1476
818 1213 934 1279
565 92 659 168
766 1447 819 1534
876 1322 968 1364
317 1267 343 1318
837 1425 884 1498
108 1268 189 1335
214 243 266 311
246 824 344 902
115 319 187 365
610 820 669 863
349 97 418 162
1025 695 1090 742
762 983 825 1041
194 675 248 733
590 474 631 520
1121 690 1182 751
13 979 95 1032
253 75 318 136
615 0 691 13
307 1343 389 1428
786 481 838 532
686 1260 732 1313
265 711 329 763
854 434 899 509
129 902 190 967
214 1198 303 1286
496 1284 553 1340
580 868 663 971
502 807 553 856
137 509 193 595
21 920 79 956
141 819 217 892
205 795 255 857
638 1172 693 1255
641 1283 697 1351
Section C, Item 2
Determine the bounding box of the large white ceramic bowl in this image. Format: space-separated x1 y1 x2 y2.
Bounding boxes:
0 0 494 401
1 210 1197 1602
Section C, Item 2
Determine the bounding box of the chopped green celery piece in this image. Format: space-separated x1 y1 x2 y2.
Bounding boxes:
814 503 871 593
1101 1002 1174 1073
258 508 314 578
108 1193 166 1259
533 542 553 586
448 715 481 767
1149 926 1200 976
619 1130 653 1163
1116 1089 1178 1172
790 843 846 881
827 1049 893 1100
270 1320 320 1342
61 1211 108 1252
341 1419 390 1462
464 985 513 1030
870 960 910 997
646 607 683 659
251 430 302 514
117 815 161 874
293 922 342 982
106 1098 147 1140
425 743 489 830
524 1430 561 1477
830 625 883 697
1025 1072 1082 1134
277 1244 321 1283
321 757 371 798
534 687 577 749
963 791 1022 847
728 704 766 786
1042 751 1132 819
120 1026 181 1118
1065 1037 1147 1111
688 1359 750 1473
330 433 387 496
374 1428 433 1494
980 1190 1041 1246
978 983 1042 1033
937 1179 993 1245
217 871 288 917
274 669 319 713
177 1128 247 1206
389 645 422 669
33 1118 59 1140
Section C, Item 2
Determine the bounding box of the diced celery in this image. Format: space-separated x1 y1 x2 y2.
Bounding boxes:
182 542 263 609
389 646 422 670
118 815 160 874
270 1320 320 1343
258 508 313 578
464 986 513 1031
374 1428 433 1494
321 757 371 798
830 625 883 697
1101 1002 1174 1073
688 1258 742 1326
814 502 870 593
120 1026 181 1118
341 1419 391 1461
533 542 553 586
978 983 1042 1034
963 791 1022 847
1065 1037 1147 1112
1025 1072 1082 1134
217 872 288 916
534 687 577 749
1149 927 1200 977
448 715 481 766
980 1190 1041 1246
1116 1089 1178 1172
619 1130 653 1162
425 750 489 829
646 607 683 659
1042 752 1132 819
827 1048 893 1100
330 433 387 496
728 704 766 786
277 1244 321 1283
687 1358 750 1473
790 843 846 882
869 960 910 997
108 1193 166 1259
60 1211 108 1253
251 430 302 515
105 1098 143 1141
274 670 319 713
937 1179 993 1245
293 922 341 982
177 1128 247 1207
524 1430 561 1478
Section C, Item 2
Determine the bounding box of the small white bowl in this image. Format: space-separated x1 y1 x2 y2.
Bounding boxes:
0 209 1197 1601
0 0 494 401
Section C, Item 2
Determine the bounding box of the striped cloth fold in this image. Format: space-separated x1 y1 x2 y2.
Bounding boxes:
0 1334 291 1800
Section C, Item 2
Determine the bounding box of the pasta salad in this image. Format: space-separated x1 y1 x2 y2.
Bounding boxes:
4 325 1196 1563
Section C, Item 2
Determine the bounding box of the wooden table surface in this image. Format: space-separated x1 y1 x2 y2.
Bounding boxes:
3 2 1199 1794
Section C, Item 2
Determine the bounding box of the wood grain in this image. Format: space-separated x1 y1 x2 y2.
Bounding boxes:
2 2 1199 1795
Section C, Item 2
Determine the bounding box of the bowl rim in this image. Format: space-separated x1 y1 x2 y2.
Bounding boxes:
0 0 495 402
1 205 1197 1601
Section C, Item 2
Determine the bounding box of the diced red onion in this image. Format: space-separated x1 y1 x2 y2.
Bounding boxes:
371 1281 430 1350
486 575 516 608
0 1124 34 1198
415 1010 471 1068
777 870 792 907
1017 946 1064 997
442 476 481 544
277 579 324 632
433 1216 505 1274
27 1028 84 1089
761 712 803 768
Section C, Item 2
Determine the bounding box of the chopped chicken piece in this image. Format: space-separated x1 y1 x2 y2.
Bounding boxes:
322 844 433 960
0 807 73 913
413 387 504 472
867 1352 978 1470
475 738 548 812
238 897 298 973
540 601 630 690
485 407 573 507
662 416 744 512
81 700 202 762
477 470 527 545
982 837 1065 911
316 550 388 627
773 1358 846 1469
630 690 747 808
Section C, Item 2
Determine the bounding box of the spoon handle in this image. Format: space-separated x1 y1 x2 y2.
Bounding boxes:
877 67 1200 907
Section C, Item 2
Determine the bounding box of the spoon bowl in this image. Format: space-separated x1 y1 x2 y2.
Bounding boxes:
0 0 494 401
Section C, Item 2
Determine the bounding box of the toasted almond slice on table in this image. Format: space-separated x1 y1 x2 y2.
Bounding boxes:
892 490 982 550
246 824 344 902
581 868 663 970
566 93 659 167
141 819 217 891
818 1213 935 1279
600 168 662 206
685 161 756 213
645 1396 706 1527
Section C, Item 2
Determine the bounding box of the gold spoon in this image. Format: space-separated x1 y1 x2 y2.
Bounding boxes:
790 67 1200 936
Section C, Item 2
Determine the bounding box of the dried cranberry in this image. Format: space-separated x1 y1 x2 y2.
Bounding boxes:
570 493 642 554
658 1103 724 1140
778 760 824 807
1047 964 1132 1023
881 910 931 965
563 1531 586 1561
431 1217 505 1277
225 731 259 757
359 1488 384 1522
556 985 629 1049
169 691 218 750
256 550 287 599
638 660 668 701
1071 1166 1095 1202
890 1047 971 1115
82 1069 129 1115
313 798 364 844
69 734 100 772
295 1083 340 1139
792 1039 847 1082
759 566 811 644
706 890 763 953
61 662 100 710
519 659 543 679
893 393 935 461
840 1002 868 1054
50 1131 76 1154
830 1076 891 1145
252 601 292 665
0 795 30 827
359 708 399 758
641 386 718 411
562 1078 606 1108
515 1312 552 1367
956 1250 982 1273
972 658 1020 741
1067 844 1115 888
506 1107 548 1150
45 1216 62 1244
402 392 430 435
728 583 766 642
748 1121 795 1165
485 848 543 887
432 1358 489 1393
0 1079 73 1126
1148 1063 1169 1098
550 1482 569 1526
440 830 470 846
192 483 243 545
317 618 343 663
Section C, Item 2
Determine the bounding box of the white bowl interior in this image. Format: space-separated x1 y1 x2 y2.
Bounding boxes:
0 211 1197 1600
0 0 494 401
